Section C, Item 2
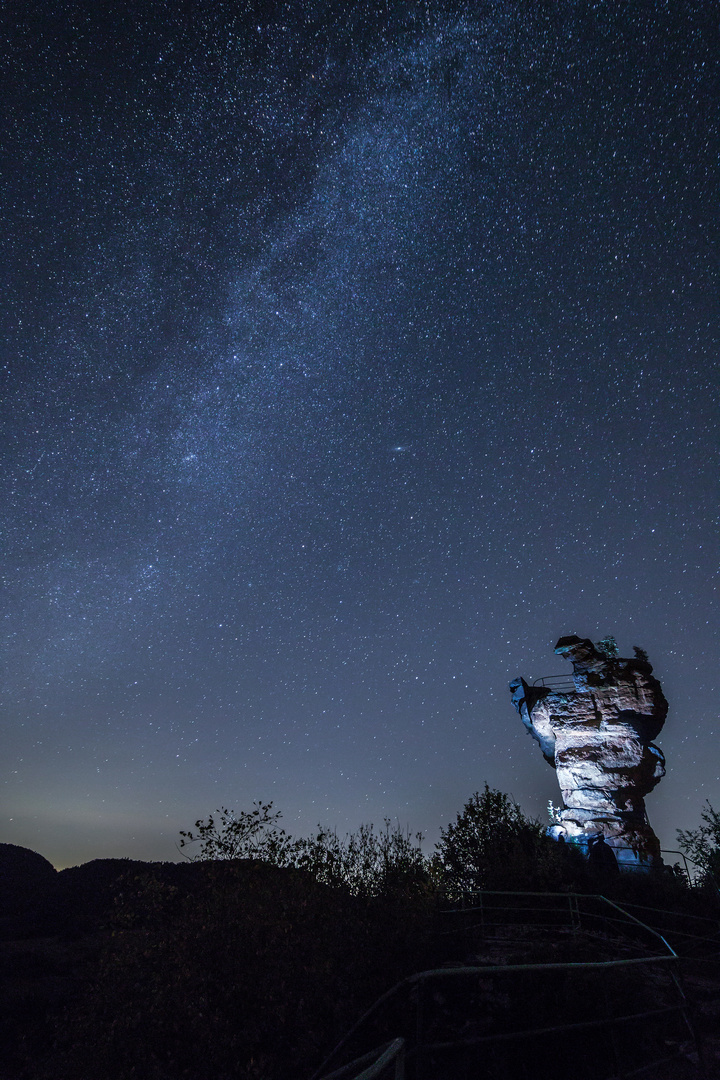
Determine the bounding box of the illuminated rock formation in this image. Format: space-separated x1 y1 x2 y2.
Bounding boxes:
509 636 667 869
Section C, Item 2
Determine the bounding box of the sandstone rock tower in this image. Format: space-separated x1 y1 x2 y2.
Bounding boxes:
509 636 667 869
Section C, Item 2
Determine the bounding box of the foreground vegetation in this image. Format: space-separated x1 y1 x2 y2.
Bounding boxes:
178 784 720 898
2 789 718 1080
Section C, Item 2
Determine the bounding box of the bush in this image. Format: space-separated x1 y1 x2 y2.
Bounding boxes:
50 860 434 1080
292 820 430 898
434 784 584 896
180 804 431 899
595 635 619 659
677 801 720 890
178 802 295 863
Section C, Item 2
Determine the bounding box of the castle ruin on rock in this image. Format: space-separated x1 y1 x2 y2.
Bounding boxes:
509 636 668 869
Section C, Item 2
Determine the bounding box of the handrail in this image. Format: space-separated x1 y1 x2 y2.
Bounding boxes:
310 893 689 1080
594 894 676 956
659 847 695 880
618 899 720 928
442 890 720 968
438 891 678 961
317 1039 406 1080
414 1002 684 1050
410 954 678 977
312 957 683 1080
532 675 576 689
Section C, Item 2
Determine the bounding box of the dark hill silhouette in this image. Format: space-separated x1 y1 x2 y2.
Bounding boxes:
58 857 166 932
0 843 59 939
56 855 310 932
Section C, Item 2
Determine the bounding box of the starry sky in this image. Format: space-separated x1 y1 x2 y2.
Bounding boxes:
3 1 718 870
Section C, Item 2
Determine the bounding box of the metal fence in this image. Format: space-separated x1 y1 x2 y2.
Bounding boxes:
613 898 720 966
312 892 704 1080
318 1039 406 1080
531 674 577 691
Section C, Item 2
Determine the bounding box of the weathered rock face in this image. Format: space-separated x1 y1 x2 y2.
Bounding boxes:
509 636 667 869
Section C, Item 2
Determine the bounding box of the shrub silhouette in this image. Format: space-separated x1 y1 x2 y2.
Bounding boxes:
677 800 720 890
180 804 430 899
434 784 585 895
51 860 434 1080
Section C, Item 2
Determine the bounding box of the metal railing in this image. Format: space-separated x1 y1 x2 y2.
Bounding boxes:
438 890 677 958
658 847 702 883
554 842 695 878
318 1039 406 1080
312 893 702 1080
532 674 577 691
614 898 720 965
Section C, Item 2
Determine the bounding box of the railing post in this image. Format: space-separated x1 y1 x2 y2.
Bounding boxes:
415 979 424 1080
602 978 625 1079
669 961 710 1078
394 1040 406 1080
568 893 580 934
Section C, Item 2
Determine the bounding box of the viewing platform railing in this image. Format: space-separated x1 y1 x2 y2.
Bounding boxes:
532 674 577 692
312 893 702 1080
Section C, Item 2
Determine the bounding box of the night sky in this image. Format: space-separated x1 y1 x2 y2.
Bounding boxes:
3 1 718 870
